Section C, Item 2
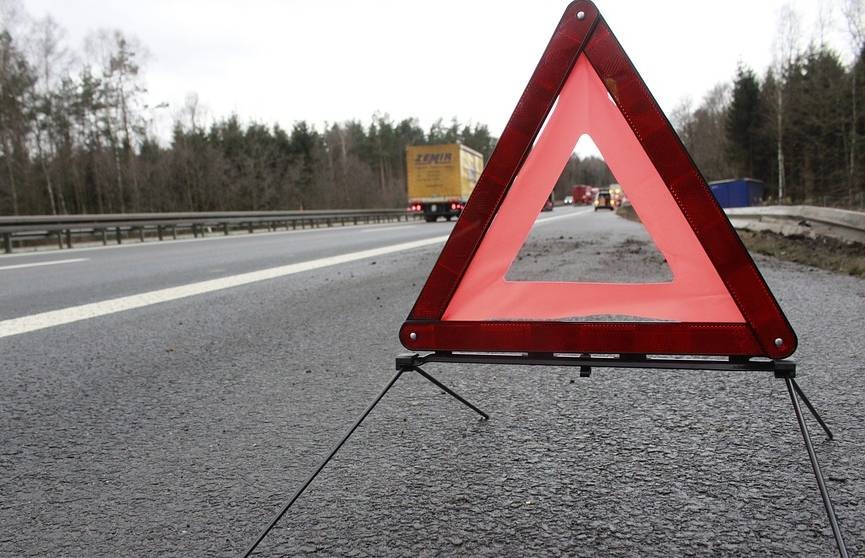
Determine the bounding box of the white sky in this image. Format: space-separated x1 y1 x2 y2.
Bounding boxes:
22 0 856 156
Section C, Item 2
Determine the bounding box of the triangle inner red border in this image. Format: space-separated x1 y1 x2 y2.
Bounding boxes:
444 56 742 323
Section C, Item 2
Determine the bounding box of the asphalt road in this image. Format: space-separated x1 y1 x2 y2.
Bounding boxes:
1 206 863 557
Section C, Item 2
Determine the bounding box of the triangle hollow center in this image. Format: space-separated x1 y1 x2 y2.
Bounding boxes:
505 134 672 288
441 55 744 324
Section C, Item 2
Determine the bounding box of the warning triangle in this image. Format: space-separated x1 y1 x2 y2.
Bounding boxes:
400 0 796 359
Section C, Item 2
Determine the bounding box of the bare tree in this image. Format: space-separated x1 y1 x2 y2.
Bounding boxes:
83 29 149 212
0 0 25 37
814 0 834 48
772 3 801 201
28 15 71 214
843 0 865 205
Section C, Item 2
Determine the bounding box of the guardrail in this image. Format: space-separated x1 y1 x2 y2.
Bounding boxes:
0 209 421 254
725 205 865 244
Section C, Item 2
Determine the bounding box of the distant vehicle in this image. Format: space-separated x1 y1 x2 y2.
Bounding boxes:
571 184 594 205
594 189 614 211
563 195 574 205
406 143 484 222
608 184 625 208
708 178 764 208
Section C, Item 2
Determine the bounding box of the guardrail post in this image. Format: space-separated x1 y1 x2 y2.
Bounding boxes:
3 233 12 254
171 225 177 240
65 229 73 249
248 222 254 234
223 222 229 235
138 227 145 242
100 229 107 245
116 227 122 244
192 224 198 238
56 231 63 249
157 225 163 241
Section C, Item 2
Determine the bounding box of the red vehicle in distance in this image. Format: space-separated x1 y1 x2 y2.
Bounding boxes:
570 184 594 205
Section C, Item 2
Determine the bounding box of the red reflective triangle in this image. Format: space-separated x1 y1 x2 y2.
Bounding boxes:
400 0 797 359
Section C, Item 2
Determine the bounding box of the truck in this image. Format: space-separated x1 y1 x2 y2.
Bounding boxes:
570 184 594 205
708 178 764 208
406 143 484 222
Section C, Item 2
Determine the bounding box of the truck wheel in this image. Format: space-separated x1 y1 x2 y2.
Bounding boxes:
424 216 437 223
445 215 452 221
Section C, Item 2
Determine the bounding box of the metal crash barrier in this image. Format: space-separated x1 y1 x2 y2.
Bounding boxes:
0 209 421 253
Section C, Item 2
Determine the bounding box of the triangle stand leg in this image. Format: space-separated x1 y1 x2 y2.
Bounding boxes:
241 360 488 557
411 365 489 421
784 377 849 558
241 368 406 557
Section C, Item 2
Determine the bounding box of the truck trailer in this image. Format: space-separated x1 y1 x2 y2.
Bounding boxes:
406 143 484 222
708 178 764 208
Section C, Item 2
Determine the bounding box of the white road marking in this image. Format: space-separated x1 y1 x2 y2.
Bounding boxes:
0 207 592 339
0 258 88 271
361 224 421 233
534 207 594 225
0 235 449 339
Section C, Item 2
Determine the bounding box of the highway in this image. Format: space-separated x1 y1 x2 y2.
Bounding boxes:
1 205 863 556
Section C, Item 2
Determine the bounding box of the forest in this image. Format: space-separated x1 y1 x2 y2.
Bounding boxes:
672 3 865 209
1 2 865 215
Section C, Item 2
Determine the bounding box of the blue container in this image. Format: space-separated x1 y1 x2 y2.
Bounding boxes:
708 178 764 208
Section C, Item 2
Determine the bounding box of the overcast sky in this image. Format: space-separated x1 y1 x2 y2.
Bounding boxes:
22 0 856 155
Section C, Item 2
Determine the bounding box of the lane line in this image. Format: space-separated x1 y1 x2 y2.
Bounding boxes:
535 208 593 225
0 235 449 339
0 207 592 339
361 224 430 233
0 258 88 271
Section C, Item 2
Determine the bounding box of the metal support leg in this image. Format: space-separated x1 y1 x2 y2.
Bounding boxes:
785 378 848 558
241 363 489 556
790 379 834 440
411 366 489 420
242 368 406 557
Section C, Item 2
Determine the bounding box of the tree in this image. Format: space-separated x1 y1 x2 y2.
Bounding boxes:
0 30 34 214
674 84 735 181
84 29 149 212
771 3 801 201
726 65 770 179
843 0 865 205
29 15 70 214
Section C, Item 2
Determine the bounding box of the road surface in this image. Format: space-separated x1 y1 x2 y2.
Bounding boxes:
1 206 862 556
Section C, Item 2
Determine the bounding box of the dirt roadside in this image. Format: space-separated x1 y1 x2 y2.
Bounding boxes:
616 204 865 278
